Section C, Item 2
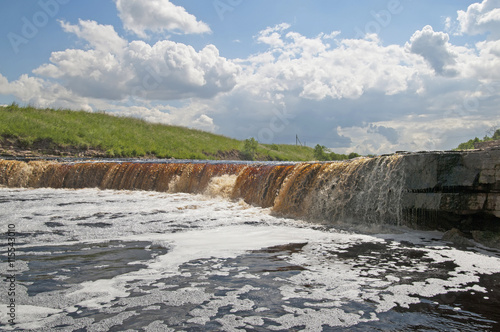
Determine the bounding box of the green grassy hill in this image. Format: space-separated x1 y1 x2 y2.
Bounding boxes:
0 104 315 161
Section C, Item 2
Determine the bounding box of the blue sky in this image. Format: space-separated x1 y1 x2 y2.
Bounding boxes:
1 0 499 154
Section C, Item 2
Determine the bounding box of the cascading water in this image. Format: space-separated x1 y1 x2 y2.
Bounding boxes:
2 151 499 234
284 155 407 227
0 157 407 227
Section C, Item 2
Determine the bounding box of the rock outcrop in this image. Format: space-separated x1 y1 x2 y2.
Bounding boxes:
401 149 500 240
474 139 500 150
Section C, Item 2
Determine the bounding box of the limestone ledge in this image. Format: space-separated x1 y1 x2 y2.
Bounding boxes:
400 148 500 238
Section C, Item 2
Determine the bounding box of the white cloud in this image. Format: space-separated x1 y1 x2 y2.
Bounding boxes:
0 73 95 111
115 0 211 38
406 25 458 77
60 19 127 54
321 31 341 40
444 16 453 32
336 125 395 155
336 111 498 155
125 40 239 100
207 21 500 152
113 101 218 132
472 39 500 80
193 114 218 132
1 19 238 132
457 0 500 39
32 20 239 101
256 23 291 48
242 28 429 102
34 48 132 100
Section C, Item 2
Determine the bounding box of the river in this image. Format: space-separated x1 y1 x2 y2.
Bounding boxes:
1 187 499 331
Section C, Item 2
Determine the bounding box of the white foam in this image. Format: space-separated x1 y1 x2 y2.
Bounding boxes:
0 305 62 330
67 279 130 310
2 187 500 331
140 224 331 274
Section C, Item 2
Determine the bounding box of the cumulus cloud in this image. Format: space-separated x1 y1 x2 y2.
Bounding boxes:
241 26 429 102
110 101 219 132
441 0 500 82
193 114 218 132
33 20 239 101
0 73 95 111
60 19 127 53
115 0 211 38
368 124 399 144
212 26 432 144
255 23 291 48
457 0 500 39
332 75 500 154
471 39 500 80
34 48 132 100
210 20 500 151
124 41 239 100
406 25 458 77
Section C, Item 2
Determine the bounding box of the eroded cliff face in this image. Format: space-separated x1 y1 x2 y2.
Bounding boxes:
0 149 499 246
401 149 500 245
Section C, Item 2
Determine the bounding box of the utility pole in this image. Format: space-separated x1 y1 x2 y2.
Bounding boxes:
296 134 303 146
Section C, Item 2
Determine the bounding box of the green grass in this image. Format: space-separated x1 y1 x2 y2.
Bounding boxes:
0 104 315 161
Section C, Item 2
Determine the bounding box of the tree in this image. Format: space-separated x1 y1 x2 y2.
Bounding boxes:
456 127 500 150
314 144 361 161
242 137 259 160
492 129 500 140
313 144 328 161
348 152 360 159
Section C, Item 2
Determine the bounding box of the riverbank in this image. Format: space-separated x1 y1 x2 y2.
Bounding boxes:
0 104 315 161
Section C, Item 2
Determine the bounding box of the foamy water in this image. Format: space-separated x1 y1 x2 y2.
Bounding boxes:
1 188 499 331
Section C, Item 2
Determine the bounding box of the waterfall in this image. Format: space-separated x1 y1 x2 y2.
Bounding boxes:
0 157 404 226
1 150 498 232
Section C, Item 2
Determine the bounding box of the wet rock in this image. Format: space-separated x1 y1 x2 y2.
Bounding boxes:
402 149 500 234
471 230 500 249
442 228 473 247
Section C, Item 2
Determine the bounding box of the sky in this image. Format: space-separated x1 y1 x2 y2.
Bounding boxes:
1 0 499 155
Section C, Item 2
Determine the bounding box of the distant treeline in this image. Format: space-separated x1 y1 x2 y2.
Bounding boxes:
456 128 500 150
313 144 361 161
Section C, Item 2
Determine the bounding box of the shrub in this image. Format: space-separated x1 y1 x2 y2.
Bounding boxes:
270 144 280 151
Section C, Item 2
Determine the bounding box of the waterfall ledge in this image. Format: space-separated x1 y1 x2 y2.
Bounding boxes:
1 148 499 247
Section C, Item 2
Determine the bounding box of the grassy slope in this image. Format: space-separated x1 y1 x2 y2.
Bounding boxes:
0 104 315 161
